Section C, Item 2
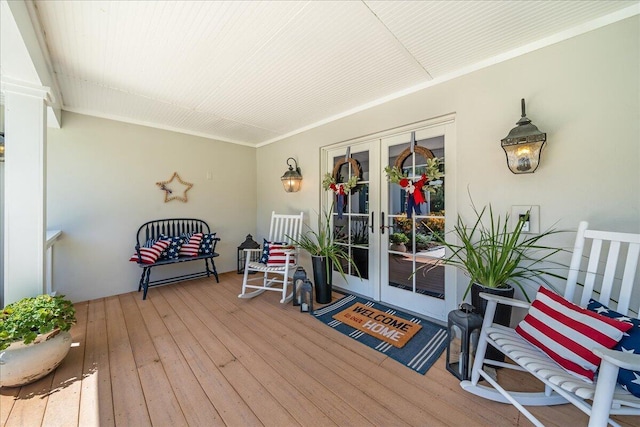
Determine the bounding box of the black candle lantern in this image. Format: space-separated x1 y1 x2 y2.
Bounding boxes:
292 266 307 306
237 234 261 274
299 279 313 313
446 303 483 381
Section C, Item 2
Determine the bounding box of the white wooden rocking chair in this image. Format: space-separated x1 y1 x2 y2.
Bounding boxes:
238 211 303 303
461 221 640 427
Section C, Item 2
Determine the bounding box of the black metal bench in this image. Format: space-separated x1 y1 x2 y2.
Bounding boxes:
133 218 220 299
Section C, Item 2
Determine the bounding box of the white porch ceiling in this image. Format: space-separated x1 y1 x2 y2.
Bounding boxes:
28 0 639 146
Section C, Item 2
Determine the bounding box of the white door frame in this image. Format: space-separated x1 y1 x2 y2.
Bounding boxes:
320 114 459 321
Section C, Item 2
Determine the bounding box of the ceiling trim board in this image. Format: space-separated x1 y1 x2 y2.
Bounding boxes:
62 106 257 147
256 4 640 148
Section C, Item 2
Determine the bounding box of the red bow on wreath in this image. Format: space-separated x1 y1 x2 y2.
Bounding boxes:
329 183 347 218
329 183 346 196
399 174 427 218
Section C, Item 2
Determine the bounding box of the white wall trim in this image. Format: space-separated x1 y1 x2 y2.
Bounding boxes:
62 106 258 148
1 77 51 100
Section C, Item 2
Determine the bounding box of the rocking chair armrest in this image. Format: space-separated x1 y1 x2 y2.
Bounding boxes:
242 248 262 253
479 292 531 310
593 347 640 371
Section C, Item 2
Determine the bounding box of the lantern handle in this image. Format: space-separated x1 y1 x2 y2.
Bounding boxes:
460 302 475 313
286 157 300 172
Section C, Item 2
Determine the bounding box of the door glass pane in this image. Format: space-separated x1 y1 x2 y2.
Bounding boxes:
387 136 445 299
350 183 368 214
330 150 369 280
352 246 369 280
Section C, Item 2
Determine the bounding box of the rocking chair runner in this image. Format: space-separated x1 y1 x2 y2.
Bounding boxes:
462 221 640 427
238 211 304 303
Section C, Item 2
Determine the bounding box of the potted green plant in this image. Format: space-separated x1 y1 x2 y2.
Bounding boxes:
427 203 566 318
289 205 360 304
389 232 409 252
427 204 566 361
0 294 77 387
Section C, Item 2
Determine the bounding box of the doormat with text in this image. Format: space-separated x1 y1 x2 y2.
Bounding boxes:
314 294 447 375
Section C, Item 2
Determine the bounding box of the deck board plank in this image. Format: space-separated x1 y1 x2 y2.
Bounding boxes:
78 299 115 427
148 288 262 426
2 273 639 427
213 276 492 426
164 284 306 426
0 387 19 426
119 293 190 426
104 296 152 427
40 301 88 427
130 292 224 427
3 371 54 427
178 282 378 427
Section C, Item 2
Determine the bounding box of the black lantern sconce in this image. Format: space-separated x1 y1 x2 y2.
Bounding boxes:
281 157 302 193
299 279 313 313
237 234 261 274
501 98 547 174
446 303 483 381
292 266 307 307
0 132 5 162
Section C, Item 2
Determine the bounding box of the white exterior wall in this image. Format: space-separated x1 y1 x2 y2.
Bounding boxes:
255 17 640 297
46 112 257 302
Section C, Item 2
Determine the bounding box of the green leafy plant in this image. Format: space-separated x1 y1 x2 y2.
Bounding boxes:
390 232 409 245
0 294 76 351
288 205 360 280
427 203 568 301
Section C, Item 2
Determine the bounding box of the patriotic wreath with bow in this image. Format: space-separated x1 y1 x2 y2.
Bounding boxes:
322 173 359 219
384 157 443 218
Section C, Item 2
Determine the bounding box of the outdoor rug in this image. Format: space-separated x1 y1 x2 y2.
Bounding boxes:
314 294 448 375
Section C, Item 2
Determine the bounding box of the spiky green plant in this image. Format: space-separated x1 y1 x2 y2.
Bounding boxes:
288 205 360 280
428 204 568 301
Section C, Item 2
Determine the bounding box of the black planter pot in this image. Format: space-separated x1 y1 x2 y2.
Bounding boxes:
470 282 515 363
312 256 333 304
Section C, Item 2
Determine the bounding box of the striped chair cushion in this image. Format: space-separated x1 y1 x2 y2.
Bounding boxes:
516 286 632 382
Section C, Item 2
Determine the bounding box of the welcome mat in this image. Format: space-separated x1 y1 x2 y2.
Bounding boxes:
314 294 448 375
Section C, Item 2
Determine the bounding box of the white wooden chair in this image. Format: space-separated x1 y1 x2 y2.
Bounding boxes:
461 221 640 427
238 211 304 303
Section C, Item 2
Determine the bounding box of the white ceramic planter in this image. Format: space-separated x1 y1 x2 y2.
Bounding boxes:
0 330 72 387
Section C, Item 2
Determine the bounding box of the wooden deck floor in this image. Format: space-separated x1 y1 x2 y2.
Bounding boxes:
2 273 638 426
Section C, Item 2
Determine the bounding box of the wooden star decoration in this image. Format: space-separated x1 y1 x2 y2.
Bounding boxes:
156 172 193 203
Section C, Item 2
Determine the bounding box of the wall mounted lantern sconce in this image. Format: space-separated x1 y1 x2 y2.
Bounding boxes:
281 157 302 192
0 132 5 162
501 99 547 174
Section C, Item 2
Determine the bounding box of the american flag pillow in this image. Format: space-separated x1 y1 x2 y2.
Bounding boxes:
179 232 203 257
260 240 295 267
587 299 640 397
516 286 632 382
200 233 218 255
129 239 170 264
159 234 185 259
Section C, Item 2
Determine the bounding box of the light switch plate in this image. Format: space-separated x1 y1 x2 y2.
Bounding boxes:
511 205 540 234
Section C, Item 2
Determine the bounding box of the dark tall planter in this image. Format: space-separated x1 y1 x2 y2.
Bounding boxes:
312 256 333 304
470 282 515 363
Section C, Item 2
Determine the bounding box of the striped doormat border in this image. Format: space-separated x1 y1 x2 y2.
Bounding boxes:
314 294 447 375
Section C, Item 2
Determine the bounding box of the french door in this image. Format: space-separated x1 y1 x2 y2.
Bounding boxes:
323 117 456 321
